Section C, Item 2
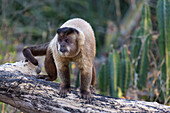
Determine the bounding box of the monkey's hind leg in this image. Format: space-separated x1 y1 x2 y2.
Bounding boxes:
90 63 96 94
37 49 57 81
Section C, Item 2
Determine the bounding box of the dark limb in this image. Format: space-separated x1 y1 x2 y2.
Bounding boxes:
80 67 92 100
57 64 71 98
90 63 96 94
91 63 96 86
23 42 49 65
37 49 57 81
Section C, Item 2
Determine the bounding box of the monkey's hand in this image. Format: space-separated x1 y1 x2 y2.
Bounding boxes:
25 59 41 74
80 90 92 100
36 66 41 74
59 85 71 98
90 85 96 94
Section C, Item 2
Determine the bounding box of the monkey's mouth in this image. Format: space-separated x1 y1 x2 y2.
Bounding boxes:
58 49 69 57
57 45 70 57
59 52 69 57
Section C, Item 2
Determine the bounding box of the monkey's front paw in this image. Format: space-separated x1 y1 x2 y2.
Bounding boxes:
90 85 96 94
59 87 71 98
80 90 92 100
36 66 41 74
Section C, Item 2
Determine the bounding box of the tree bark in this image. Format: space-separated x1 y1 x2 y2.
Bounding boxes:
0 62 170 113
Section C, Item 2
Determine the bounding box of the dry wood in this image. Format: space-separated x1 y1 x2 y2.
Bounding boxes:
0 61 169 113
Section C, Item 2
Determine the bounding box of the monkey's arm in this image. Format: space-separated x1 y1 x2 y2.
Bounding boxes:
57 63 70 97
23 42 49 65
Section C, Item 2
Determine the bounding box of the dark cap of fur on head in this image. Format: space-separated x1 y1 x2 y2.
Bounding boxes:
57 27 79 36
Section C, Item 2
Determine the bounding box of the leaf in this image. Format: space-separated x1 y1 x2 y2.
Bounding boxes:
157 0 170 97
136 3 152 90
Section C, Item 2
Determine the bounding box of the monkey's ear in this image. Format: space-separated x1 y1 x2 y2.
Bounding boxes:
57 27 79 35
78 30 85 46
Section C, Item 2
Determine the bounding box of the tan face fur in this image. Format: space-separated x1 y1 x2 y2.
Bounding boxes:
57 33 78 57
56 27 80 57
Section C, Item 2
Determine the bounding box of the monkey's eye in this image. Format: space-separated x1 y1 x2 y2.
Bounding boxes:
58 39 62 42
65 39 69 43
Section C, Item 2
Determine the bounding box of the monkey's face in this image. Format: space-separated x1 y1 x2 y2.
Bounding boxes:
57 27 79 57
57 35 78 57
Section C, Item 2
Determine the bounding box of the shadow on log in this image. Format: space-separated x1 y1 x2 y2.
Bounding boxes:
0 61 170 113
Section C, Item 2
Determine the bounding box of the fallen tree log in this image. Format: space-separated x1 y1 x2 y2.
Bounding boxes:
0 61 170 113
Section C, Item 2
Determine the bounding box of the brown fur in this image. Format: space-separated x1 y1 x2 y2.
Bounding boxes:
23 42 49 65
23 18 96 100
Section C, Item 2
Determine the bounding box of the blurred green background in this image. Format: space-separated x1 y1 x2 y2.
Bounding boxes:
0 0 169 112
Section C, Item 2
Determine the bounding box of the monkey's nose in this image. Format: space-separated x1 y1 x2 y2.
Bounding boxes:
60 48 67 53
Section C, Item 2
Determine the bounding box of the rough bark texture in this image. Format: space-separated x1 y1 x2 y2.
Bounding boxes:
0 61 170 113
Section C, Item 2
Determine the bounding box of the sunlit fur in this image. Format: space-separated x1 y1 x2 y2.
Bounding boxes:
49 18 96 99
22 18 96 99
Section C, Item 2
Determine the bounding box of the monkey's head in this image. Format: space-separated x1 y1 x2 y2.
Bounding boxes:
56 27 85 57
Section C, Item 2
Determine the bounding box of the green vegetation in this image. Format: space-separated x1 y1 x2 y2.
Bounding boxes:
98 0 170 105
0 0 170 112
157 0 170 101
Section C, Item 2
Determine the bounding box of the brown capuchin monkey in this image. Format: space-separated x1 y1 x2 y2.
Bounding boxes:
23 18 96 100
